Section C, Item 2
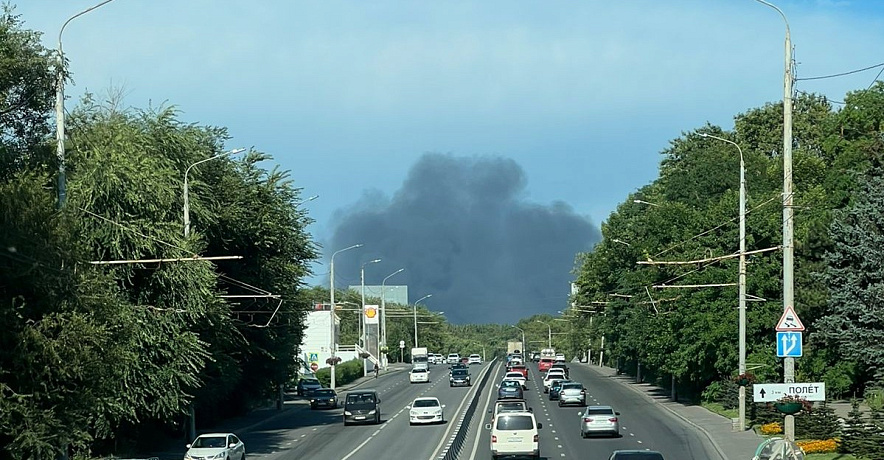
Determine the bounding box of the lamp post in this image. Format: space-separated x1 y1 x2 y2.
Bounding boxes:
329 244 363 390
535 320 552 349
755 0 795 441
413 294 432 347
512 326 525 352
56 0 119 208
360 259 382 350
632 199 660 207
184 148 246 237
700 133 747 431
381 268 405 369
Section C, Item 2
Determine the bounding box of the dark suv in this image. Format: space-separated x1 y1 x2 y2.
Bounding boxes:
343 389 381 425
450 369 471 387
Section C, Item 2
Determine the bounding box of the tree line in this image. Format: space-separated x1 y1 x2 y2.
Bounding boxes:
571 80 884 402
1 10 317 459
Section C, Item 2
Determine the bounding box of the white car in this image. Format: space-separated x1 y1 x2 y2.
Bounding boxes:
555 353 566 361
543 370 567 392
486 412 542 459
408 397 445 425
409 367 430 383
468 354 482 364
503 371 527 389
185 433 245 460
447 353 461 364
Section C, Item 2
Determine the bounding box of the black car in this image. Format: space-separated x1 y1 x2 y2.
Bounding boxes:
296 377 322 396
449 363 468 373
310 388 338 410
450 369 471 387
548 379 568 400
497 380 524 399
343 389 381 425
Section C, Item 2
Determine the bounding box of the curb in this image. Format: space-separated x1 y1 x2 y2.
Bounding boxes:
583 364 730 460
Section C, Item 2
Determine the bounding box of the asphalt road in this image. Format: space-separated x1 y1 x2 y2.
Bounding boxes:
459 361 721 460
240 361 496 460
193 359 718 460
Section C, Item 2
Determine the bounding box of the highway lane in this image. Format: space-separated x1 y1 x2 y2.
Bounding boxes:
241 361 496 460
462 361 720 460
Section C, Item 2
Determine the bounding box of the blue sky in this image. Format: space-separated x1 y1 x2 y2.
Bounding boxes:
17 0 884 297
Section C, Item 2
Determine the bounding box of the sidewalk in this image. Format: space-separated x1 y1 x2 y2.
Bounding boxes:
585 364 763 460
144 363 412 459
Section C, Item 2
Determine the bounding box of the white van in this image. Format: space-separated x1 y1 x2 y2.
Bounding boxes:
486 412 542 459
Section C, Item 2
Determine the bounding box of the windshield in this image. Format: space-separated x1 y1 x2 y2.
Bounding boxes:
506 373 522 378
496 415 534 430
497 402 526 412
501 380 520 388
562 383 582 390
314 389 335 396
452 370 468 377
192 436 226 448
301 379 320 385
346 393 377 405
414 399 439 408
586 407 615 416
411 368 427 374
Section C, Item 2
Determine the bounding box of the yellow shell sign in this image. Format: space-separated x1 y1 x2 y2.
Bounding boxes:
364 305 379 324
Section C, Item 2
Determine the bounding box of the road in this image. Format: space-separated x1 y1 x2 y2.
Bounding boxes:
210 360 720 460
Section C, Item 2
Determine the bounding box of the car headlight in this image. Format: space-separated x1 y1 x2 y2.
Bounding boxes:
410 411 418 416
184 455 193 460
310 399 315 403
344 411 352 416
330 398 336 402
368 409 376 415
209 453 225 460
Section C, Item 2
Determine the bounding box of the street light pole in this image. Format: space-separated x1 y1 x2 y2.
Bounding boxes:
702 133 748 432
56 0 118 209
381 268 405 370
413 294 433 348
512 326 525 351
184 148 246 237
536 320 552 349
756 0 796 441
329 244 363 390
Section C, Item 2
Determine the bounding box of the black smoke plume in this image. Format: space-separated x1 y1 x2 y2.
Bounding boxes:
328 153 600 324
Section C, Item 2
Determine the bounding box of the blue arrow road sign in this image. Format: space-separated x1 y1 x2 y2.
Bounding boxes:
777 331 802 358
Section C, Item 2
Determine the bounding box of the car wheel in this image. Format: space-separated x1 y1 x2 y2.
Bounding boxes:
558 400 563 407
580 430 586 438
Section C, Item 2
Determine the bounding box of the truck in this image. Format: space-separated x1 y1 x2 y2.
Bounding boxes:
411 347 429 370
506 341 523 355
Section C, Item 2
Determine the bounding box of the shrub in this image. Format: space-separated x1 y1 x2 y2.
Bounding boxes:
314 359 364 387
797 401 841 440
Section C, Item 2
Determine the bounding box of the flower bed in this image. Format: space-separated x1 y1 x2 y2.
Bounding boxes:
760 422 783 435
796 438 838 454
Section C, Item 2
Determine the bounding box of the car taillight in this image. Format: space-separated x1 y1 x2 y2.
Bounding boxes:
580 390 586 394
583 417 592 422
609 417 618 422
491 435 497 443
533 434 539 442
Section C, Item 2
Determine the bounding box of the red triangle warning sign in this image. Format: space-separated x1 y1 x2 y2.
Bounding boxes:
776 305 805 331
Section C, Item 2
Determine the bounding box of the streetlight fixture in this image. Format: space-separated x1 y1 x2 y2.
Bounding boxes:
413 294 432 347
56 0 119 208
611 238 631 246
183 148 246 237
535 320 552 349
381 268 405 369
755 0 796 442
700 132 748 432
633 199 660 207
296 195 319 206
329 243 363 390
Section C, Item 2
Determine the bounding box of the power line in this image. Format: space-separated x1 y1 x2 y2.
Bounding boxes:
796 61 884 81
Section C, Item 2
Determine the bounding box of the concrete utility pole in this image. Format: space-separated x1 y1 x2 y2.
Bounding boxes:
512 326 525 351
329 244 362 390
756 0 796 441
56 0 118 209
701 133 748 432
536 320 552 349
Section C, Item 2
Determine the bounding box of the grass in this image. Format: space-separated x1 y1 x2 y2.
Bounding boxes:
700 401 738 419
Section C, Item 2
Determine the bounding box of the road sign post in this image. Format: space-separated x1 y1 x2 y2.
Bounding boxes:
775 305 805 441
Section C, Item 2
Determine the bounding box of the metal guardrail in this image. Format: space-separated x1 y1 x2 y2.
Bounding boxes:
441 359 496 460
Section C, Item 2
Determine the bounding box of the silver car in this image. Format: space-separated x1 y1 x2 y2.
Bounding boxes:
558 382 586 407
580 405 620 438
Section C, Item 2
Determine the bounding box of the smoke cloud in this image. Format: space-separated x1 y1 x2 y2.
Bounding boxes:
329 153 600 324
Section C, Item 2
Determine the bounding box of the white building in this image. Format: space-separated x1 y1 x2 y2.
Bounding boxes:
299 310 356 374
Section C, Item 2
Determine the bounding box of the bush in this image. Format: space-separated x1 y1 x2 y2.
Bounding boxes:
702 379 739 410
314 359 364 387
797 401 841 440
